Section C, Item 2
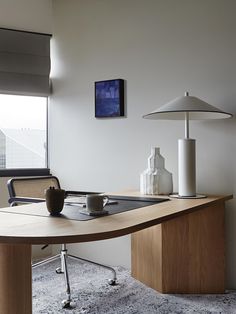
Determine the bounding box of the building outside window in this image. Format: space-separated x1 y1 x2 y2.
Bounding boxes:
0 94 47 170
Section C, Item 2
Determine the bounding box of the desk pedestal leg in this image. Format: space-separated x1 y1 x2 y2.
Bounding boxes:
0 244 32 314
131 202 225 293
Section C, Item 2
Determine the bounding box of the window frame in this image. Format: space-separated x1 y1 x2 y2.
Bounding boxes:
0 96 50 177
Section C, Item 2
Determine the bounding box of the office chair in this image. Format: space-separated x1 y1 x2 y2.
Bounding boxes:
7 176 117 308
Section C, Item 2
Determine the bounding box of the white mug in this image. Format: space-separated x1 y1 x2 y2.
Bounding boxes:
86 194 109 212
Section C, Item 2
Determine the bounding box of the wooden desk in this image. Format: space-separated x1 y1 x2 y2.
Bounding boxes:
0 193 232 314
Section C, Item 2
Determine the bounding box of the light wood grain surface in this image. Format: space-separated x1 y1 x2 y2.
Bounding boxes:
0 244 32 313
131 200 226 293
0 192 232 245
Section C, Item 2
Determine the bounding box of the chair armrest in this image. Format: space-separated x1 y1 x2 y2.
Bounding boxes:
8 196 45 206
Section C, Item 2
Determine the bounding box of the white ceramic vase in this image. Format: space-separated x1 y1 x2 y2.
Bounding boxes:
140 147 173 195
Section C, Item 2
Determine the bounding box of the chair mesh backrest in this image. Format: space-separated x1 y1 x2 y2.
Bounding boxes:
8 176 60 199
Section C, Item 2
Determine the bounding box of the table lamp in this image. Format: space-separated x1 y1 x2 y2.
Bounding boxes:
143 92 232 198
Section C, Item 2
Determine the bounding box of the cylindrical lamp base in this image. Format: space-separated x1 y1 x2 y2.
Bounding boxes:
178 138 196 197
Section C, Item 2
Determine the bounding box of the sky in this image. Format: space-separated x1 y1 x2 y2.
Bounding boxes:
0 94 47 130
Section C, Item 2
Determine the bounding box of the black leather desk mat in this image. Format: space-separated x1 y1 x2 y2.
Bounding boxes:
66 195 169 221
2 196 169 221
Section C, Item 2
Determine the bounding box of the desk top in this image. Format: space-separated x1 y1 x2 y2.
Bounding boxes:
0 191 232 245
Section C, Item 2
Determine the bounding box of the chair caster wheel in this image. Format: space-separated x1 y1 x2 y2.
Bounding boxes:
62 299 76 309
56 267 63 274
108 279 117 285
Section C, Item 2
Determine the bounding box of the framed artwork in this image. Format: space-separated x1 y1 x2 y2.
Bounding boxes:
95 79 124 117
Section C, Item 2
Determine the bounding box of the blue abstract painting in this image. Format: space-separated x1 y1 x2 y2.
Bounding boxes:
95 79 124 117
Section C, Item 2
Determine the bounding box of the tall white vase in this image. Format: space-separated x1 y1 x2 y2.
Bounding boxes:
140 147 173 195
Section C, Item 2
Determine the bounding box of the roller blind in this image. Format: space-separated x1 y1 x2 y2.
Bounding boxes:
0 28 51 96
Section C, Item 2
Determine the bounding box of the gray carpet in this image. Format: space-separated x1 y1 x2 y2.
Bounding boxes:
33 259 236 314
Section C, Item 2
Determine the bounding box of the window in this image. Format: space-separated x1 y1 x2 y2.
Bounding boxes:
0 28 51 176
0 94 49 176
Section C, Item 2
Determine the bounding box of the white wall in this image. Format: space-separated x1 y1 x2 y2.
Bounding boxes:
50 0 236 287
0 0 52 34
0 0 53 259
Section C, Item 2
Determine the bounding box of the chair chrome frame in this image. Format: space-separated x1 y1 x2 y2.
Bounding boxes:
7 176 117 308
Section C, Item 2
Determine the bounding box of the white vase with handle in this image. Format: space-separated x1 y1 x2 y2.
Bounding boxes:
140 147 173 195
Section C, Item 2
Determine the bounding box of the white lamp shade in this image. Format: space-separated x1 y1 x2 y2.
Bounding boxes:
143 94 232 120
